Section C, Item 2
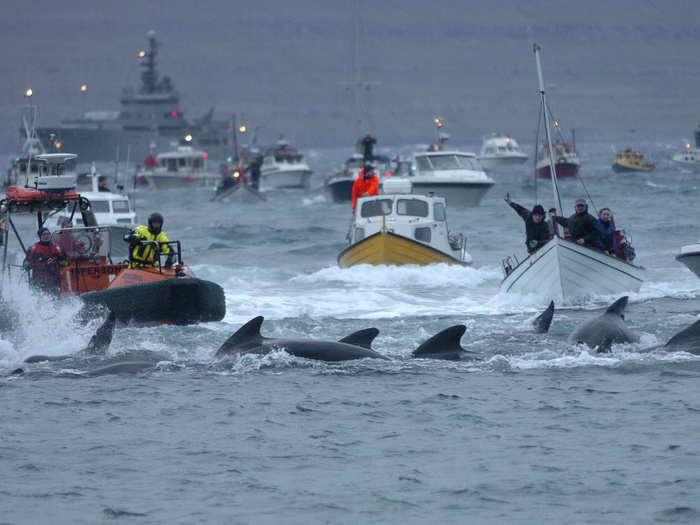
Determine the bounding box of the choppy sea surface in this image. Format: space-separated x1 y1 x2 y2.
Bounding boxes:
1 139 700 524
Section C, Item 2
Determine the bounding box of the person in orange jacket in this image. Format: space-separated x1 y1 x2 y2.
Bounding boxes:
351 164 379 210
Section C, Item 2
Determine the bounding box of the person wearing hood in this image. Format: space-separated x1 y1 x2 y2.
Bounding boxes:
551 198 602 249
124 212 172 268
23 227 67 296
351 164 380 210
505 194 551 254
597 207 616 256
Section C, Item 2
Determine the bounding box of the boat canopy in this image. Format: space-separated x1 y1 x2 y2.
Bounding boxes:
414 153 480 171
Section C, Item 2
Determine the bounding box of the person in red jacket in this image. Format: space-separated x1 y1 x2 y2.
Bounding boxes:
23 227 67 296
351 164 379 210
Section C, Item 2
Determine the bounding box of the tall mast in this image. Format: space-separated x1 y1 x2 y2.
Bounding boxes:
534 44 562 215
353 0 362 137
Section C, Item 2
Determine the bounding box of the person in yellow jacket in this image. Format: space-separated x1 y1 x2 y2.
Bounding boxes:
124 212 172 268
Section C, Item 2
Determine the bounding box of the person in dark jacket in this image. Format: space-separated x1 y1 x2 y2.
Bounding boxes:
505 194 550 253
360 133 377 162
597 207 616 256
551 197 601 248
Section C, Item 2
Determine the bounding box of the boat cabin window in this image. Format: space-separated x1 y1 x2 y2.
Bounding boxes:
360 199 393 218
166 158 178 171
434 203 446 221
414 227 431 242
455 155 480 170
112 200 130 213
192 158 204 169
178 158 187 167
354 227 365 242
485 147 495 154
397 199 429 217
90 200 110 213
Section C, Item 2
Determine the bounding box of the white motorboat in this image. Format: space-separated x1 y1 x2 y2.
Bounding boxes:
677 243 700 279
389 150 494 207
259 139 312 189
325 154 391 203
478 134 528 171
142 145 219 189
338 179 471 267
44 165 136 228
500 44 643 302
672 128 700 170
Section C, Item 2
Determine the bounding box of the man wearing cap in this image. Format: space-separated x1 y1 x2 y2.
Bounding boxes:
351 164 380 210
551 198 601 249
23 227 67 296
505 194 551 254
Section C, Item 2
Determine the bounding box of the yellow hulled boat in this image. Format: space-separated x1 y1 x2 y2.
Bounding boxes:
337 180 471 268
612 149 655 173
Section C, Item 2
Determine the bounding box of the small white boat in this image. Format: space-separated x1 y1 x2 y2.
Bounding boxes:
677 243 700 279
389 150 494 207
5 104 46 189
338 179 471 267
500 44 644 302
259 139 312 189
478 134 528 171
501 236 643 300
143 145 219 188
672 141 700 170
44 165 136 228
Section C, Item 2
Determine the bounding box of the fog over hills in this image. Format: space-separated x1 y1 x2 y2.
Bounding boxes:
2 0 699 150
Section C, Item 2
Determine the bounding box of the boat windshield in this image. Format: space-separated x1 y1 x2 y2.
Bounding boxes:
51 225 129 261
397 199 429 217
91 200 110 213
416 154 479 170
360 199 393 217
112 200 131 213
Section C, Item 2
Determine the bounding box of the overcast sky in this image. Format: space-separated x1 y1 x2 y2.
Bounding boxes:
2 0 700 149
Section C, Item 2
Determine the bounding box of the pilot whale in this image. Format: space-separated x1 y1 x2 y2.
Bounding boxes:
567 296 640 351
664 317 700 355
24 312 117 363
216 316 478 362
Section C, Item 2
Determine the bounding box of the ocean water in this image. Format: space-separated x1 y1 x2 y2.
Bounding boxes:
1 140 700 524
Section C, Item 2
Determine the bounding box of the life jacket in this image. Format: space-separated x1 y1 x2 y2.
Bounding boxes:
26 242 63 286
128 225 170 268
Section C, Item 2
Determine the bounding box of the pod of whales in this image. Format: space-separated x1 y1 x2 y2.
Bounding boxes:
11 297 700 376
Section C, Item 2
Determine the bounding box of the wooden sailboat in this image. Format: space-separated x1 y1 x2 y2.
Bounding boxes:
500 45 643 301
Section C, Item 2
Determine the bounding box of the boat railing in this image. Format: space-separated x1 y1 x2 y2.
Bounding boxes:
501 255 519 277
137 240 184 273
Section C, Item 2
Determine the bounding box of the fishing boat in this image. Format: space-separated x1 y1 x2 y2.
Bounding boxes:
259 139 313 189
338 178 471 268
535 141 580 179
612 149 655 173
478 133 528 172
4 103 46 189
141 144 219 189
500 45 643 301
677 243 700 279
1 153 225 325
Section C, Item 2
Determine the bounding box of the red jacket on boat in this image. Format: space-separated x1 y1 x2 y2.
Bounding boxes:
351 175 379 209
25 242 65 291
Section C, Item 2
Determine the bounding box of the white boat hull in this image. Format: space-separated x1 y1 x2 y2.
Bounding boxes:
260 168 312 189
478 155 528 172
677 244 700 279
410 181 494 207
501 237 644 301
147 173 219 189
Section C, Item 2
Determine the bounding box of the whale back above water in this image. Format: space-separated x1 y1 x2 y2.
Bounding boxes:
665 318 700 355
567 296 640 351
215 316 387 361
533 301 555 334
411 325 476 361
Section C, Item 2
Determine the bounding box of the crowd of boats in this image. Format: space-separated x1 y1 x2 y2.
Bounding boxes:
2 36 700 333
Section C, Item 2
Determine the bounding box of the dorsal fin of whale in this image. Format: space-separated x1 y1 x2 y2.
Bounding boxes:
338 328 379 349
215 316 264 356
84 312 116 355
606 296 629 317
25 312 116 363
665 318 700 350
412 325 473 360
533 301 554 334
